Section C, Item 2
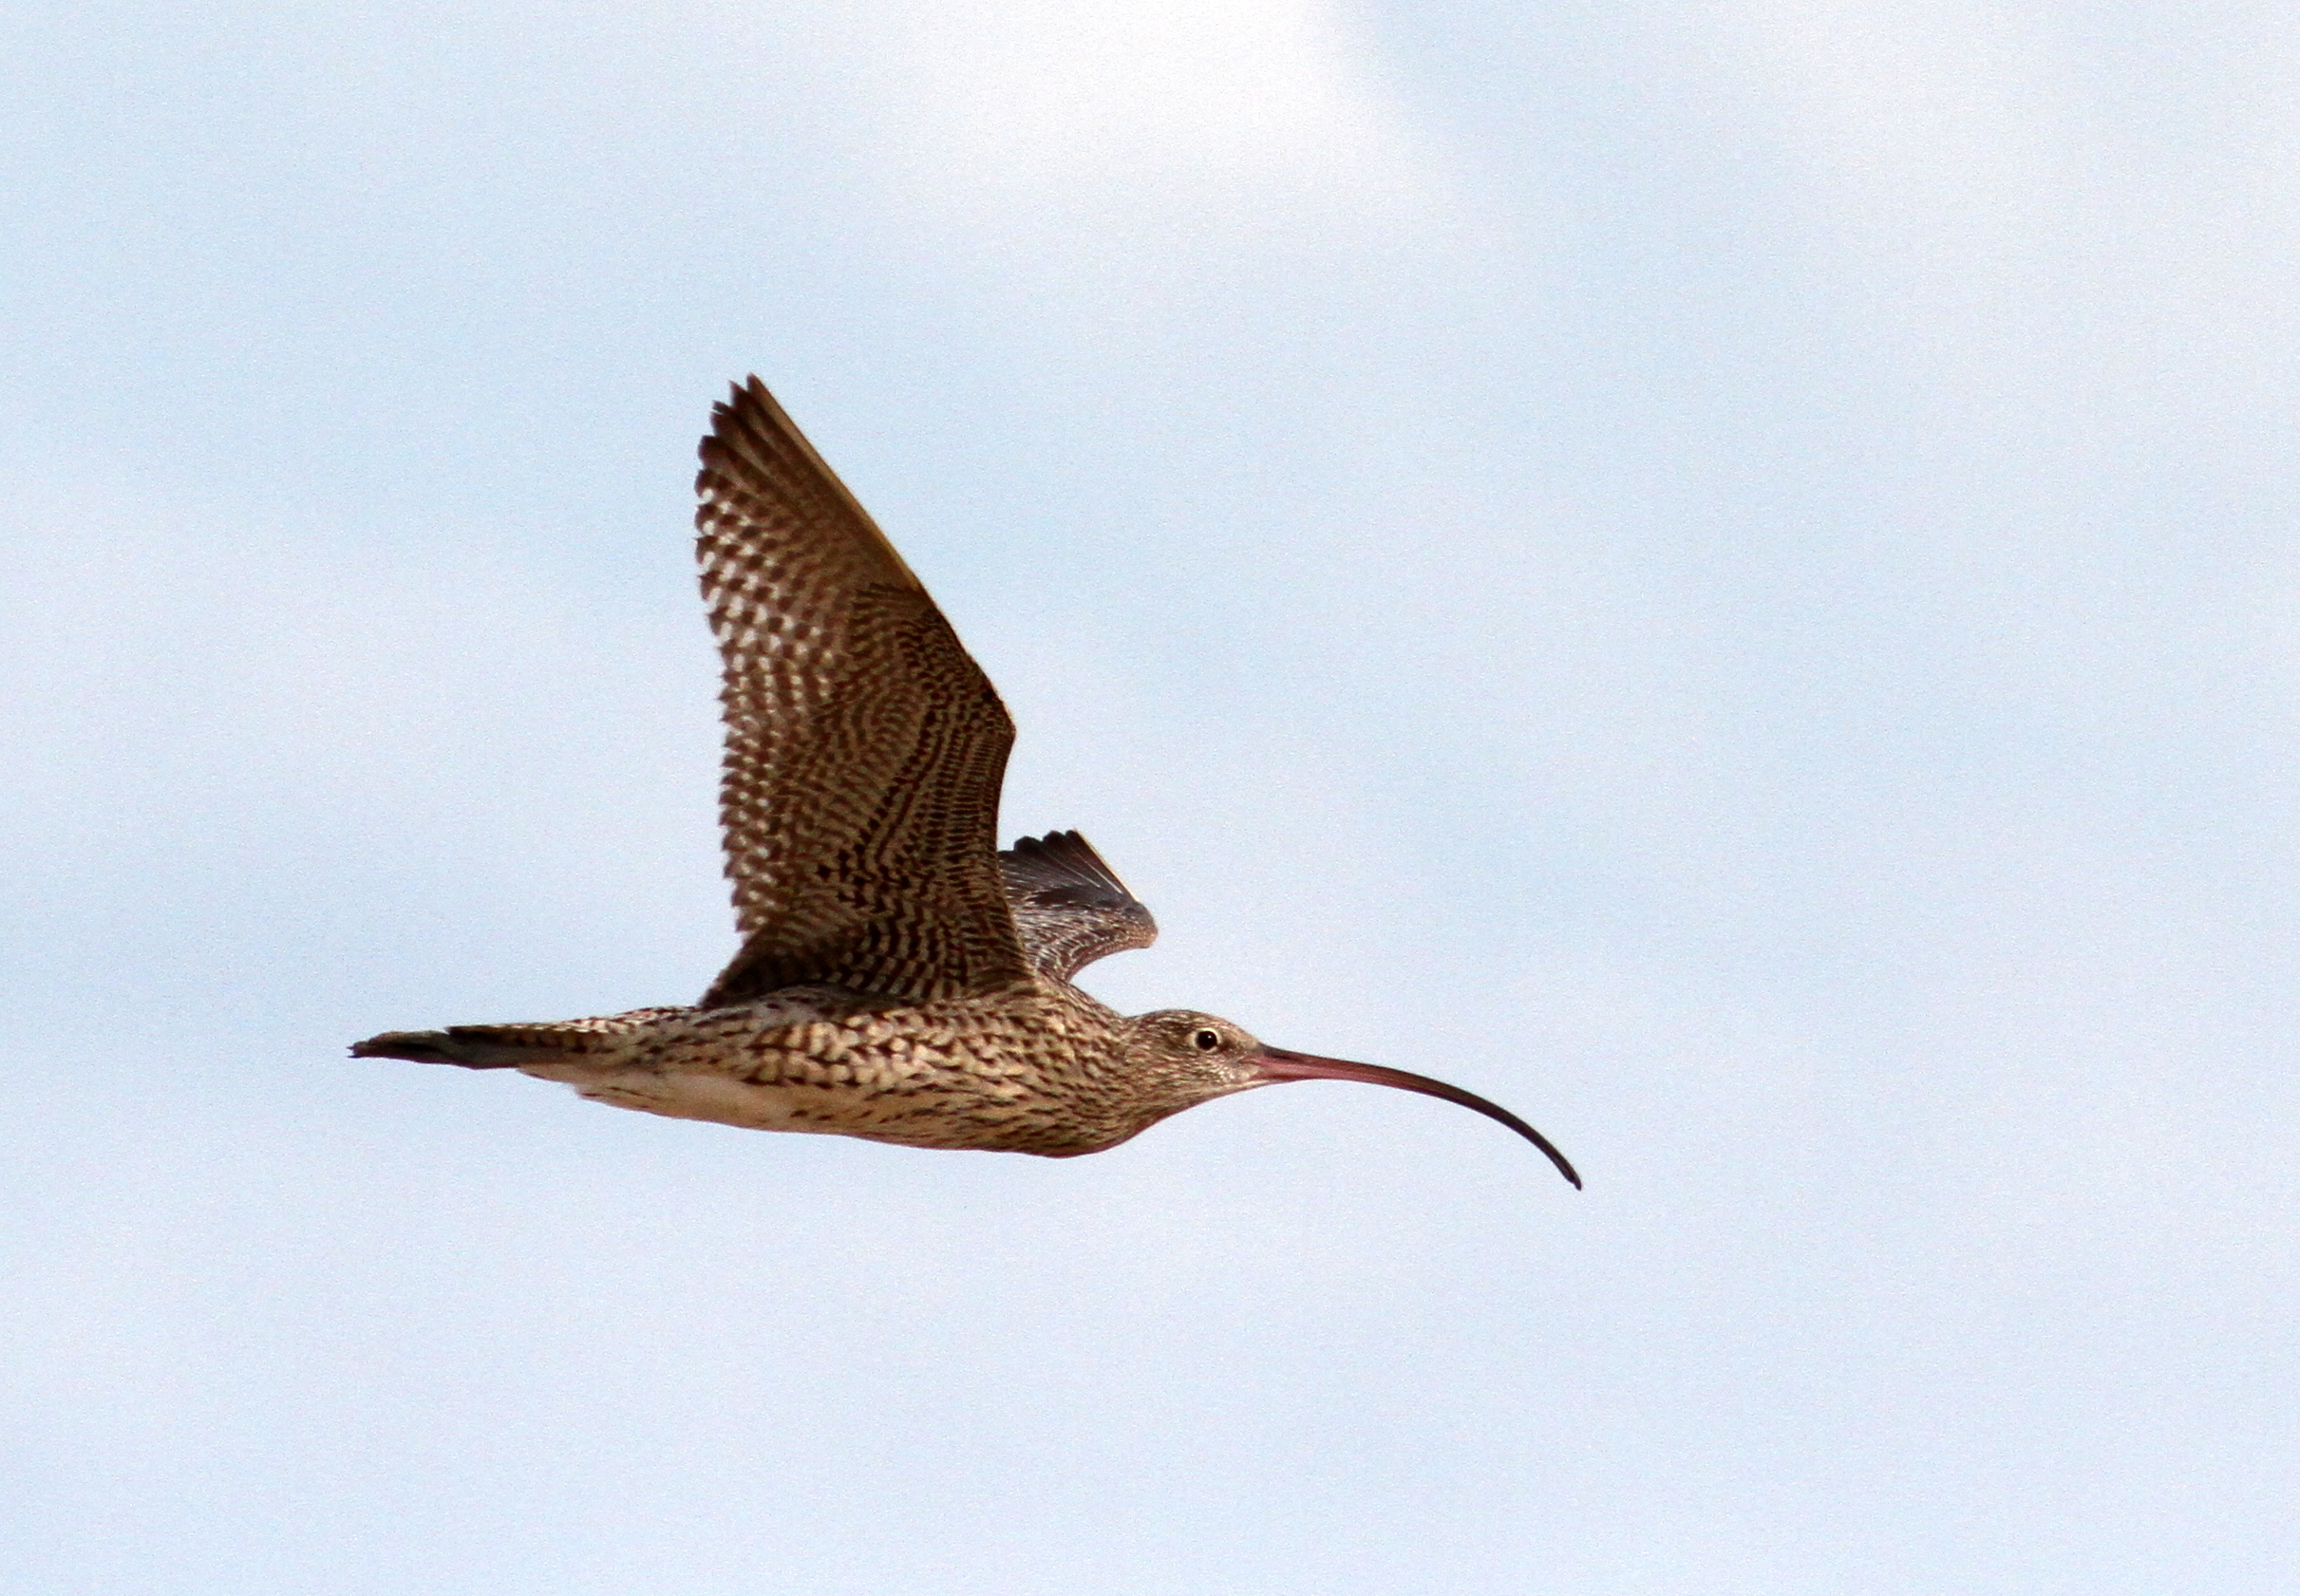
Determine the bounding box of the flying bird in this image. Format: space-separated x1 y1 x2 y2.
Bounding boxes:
352 379 1580 1187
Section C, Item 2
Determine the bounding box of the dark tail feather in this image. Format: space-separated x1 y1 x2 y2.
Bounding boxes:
349 1025 582 1070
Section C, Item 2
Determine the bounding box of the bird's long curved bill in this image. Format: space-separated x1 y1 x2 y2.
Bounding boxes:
1254 1046 1581 1189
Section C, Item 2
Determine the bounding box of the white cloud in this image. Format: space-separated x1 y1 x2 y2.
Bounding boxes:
866 0 1442 231
1738 0 2073 202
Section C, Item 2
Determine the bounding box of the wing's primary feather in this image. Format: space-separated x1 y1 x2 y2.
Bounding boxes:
695 378 1031 1007
999 830 1158 983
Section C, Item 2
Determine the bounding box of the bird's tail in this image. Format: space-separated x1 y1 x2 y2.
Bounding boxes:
349 1023 586 1069
350 1006 690 1069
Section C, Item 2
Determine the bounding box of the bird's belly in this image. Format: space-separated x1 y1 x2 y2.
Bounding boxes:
525 1064 859 1136
516 1057 1092 1155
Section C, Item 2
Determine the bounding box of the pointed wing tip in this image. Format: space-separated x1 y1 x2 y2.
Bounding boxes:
698 375 782 463
720 372 774 419
1004 830 1129 893
693 375 924 591
1006 828 1081 860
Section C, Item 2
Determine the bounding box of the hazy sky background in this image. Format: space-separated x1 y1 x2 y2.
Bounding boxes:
5 2 2294 1591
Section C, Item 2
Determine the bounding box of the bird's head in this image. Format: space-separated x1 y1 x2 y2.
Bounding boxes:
1115 1008 1581 1187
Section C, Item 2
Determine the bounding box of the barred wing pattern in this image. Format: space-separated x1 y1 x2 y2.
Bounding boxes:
695 378 1032 1008
998 831 1159 983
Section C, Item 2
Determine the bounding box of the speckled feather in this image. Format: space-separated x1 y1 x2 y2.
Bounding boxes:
502 984 1156 1157
695 378 1030 1007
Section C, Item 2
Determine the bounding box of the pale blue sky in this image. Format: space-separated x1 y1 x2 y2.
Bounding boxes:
5 3 2294 1592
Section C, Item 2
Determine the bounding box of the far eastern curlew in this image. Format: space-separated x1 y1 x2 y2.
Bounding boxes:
352 379 1581 1187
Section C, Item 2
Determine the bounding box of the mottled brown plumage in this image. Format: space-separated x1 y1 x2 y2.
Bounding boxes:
351 378 1579 1186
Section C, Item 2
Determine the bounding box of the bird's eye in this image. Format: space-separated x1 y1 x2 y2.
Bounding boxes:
1192 1028 1222 1052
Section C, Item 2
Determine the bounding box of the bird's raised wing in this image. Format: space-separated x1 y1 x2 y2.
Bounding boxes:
694 378 1031 1008
998 830 1159 983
